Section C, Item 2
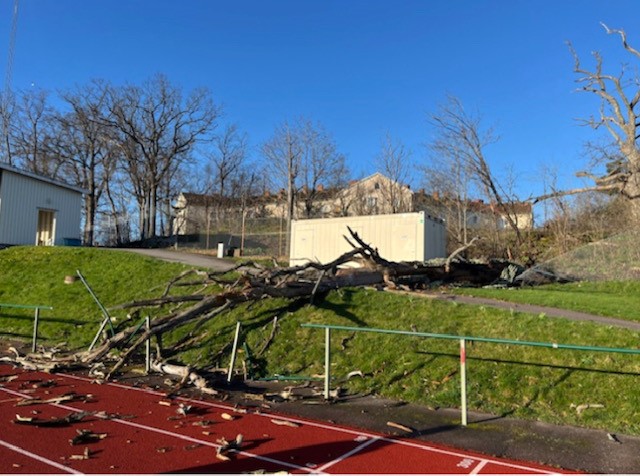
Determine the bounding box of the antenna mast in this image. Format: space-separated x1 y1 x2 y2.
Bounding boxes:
1 0 19 163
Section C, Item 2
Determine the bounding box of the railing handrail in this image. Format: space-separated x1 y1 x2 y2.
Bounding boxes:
0 303 53 310
301 323 640 355
303 322 640 427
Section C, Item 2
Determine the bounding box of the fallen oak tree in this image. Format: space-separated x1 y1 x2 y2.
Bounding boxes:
3 227 531 390
78 228 515 376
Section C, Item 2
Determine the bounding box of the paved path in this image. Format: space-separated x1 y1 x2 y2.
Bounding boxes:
429 292 640 332
116 251 640 332
115 248 236 272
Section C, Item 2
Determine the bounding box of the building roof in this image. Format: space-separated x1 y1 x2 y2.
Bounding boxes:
0 161 87 194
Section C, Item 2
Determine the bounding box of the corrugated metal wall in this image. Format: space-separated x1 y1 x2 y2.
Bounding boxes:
0 170 83 245
290 211 446 266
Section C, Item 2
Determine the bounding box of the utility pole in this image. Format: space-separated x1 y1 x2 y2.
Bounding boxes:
1 0 19 163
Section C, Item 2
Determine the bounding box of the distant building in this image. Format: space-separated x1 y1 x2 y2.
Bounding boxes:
340 172 413 216
0 162 84 246
174 173 534 238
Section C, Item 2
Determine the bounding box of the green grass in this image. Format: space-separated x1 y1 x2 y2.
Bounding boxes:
453 281 640 322
2 246 640 436
0 246 199 348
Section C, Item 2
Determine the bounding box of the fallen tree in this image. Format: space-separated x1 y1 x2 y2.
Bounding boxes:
2 227 563 390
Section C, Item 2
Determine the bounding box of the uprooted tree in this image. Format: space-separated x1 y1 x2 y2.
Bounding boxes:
3 228 535 387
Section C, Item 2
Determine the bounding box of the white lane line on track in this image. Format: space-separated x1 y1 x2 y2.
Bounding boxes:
58 372 557 474
315 436 382 472
470 459 489 474
0 386 317 474
0 438 83 474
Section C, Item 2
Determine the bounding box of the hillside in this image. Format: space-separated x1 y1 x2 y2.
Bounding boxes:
1 246 640 436
543 229 640 281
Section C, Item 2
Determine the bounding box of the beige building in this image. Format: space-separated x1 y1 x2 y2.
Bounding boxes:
174 173 534 238
340 172 413 216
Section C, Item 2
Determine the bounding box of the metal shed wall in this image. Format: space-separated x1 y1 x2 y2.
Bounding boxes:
0 169 83 245
290 211 446 266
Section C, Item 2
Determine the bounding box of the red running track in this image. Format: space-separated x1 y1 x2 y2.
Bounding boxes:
0 364 574 474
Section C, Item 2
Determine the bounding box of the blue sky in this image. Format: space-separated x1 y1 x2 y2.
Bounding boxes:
2 0 640 208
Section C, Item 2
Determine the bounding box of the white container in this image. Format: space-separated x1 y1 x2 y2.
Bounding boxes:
290 211 446 267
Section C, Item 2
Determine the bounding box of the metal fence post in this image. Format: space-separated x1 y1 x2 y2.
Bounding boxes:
324 327 331 400
31 308 40 352
460 338 468 426
227 322 242 383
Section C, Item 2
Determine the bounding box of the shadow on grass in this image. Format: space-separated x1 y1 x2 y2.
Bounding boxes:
414 350 640 378
0 313 87 326
316 290 367 327
414 349 640 422
0 331 31 339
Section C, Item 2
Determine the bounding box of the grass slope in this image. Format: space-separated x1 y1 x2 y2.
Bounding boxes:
2 247 640 435
454 281 640 322
0 246 193 348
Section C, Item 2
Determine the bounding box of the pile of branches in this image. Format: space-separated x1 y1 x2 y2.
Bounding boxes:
2 228 521 388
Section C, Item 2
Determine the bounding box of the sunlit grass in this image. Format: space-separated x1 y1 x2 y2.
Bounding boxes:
3 246 640 435
453 281 640 322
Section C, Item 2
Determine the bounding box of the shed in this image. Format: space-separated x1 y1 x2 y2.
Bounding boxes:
0 162 84 246
290 211 446 266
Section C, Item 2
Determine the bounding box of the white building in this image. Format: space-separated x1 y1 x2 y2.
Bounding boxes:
0 162 84 246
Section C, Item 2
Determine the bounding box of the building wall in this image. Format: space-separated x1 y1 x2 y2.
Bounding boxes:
0 169 83 245
290 211 446 266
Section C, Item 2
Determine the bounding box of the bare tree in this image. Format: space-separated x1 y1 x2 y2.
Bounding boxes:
536 24 640 223
105 74 220 240
10 88 62 177
208 123 247 197
423 134 475 247
0 91 16 165
263 117 347 248
299 120 348 218
428 96 525 249
262 119 302 255
375 132 412 213
54 80 117 246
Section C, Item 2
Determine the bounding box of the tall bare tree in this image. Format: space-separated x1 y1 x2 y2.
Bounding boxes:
10 88 62 177
208 123 247 197
535 24 640 223
53 80 118 246
423 133 475 247
298 120 348 218
105 74 220 240
428 96 524 247
263 119 303 254
375 132 412 213
0 91 16 165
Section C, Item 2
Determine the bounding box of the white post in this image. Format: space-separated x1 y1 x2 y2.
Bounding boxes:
324 327 331 400
460 338 468 426
227 322 242 383
31 308 40 352
145 316 151 374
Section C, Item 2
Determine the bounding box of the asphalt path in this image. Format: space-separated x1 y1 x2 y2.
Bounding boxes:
120 248 640 332
115 248 236 272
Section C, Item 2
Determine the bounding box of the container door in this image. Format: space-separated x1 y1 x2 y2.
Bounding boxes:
36 209 56 246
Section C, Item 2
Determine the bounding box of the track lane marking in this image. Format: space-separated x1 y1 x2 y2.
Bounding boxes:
470 459 488 474
0 438 83 474
53 372 557 474
0 386 317 474
315 436 382 472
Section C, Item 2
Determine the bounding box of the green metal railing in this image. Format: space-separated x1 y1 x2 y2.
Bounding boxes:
0 303 53 352
302 323 640 426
